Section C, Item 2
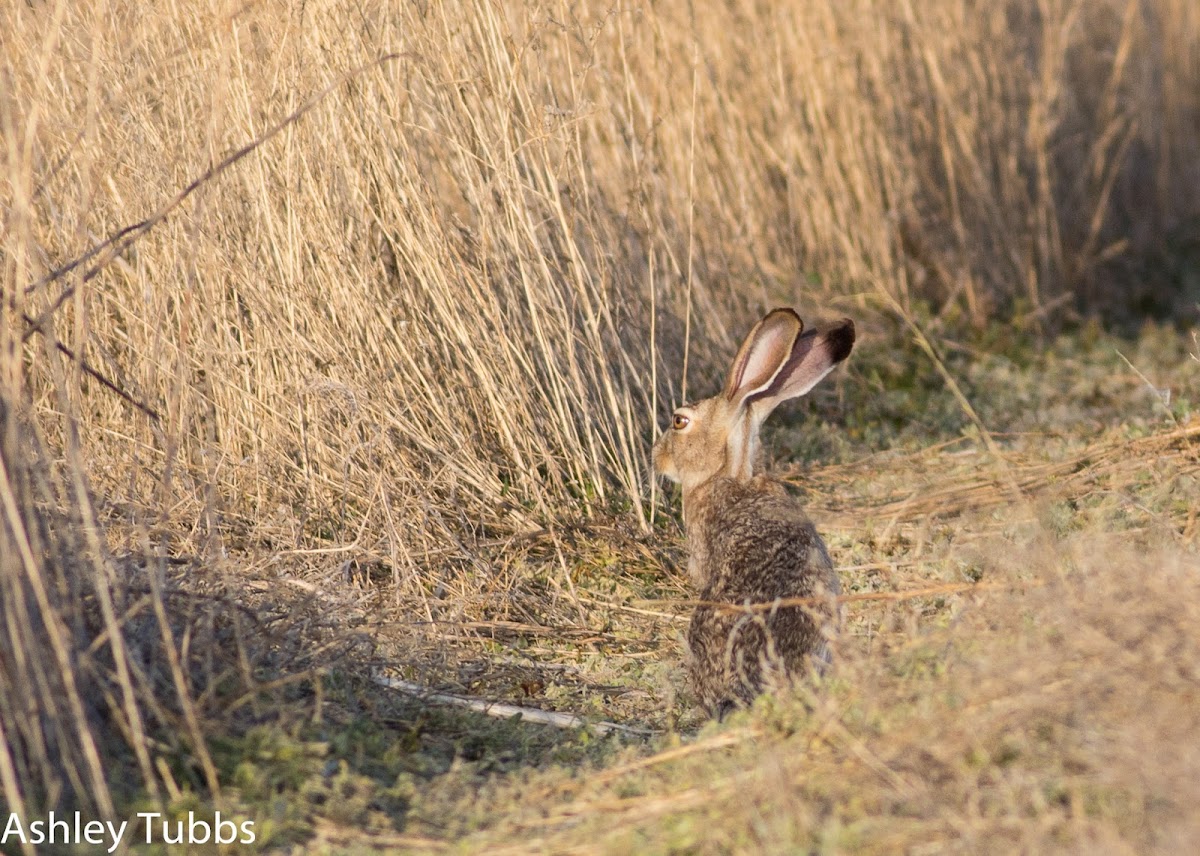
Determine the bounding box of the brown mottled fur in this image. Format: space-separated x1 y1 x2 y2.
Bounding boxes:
653 308 853 718
685 476 840 717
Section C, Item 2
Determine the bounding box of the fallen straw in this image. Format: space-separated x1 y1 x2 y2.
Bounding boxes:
639 578 1047 615
372 675 653 736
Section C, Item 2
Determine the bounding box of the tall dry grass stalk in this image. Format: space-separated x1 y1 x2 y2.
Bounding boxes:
9 0 1196 559
0 391 146 828
2 0 1198 812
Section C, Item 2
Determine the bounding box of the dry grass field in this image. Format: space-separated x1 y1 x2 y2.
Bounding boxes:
2 0 1199 853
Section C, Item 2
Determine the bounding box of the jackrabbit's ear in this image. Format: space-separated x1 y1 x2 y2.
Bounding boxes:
722 308 804 405
749 318 855 415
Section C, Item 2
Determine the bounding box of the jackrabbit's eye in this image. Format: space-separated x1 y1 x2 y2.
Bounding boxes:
672 413 690 430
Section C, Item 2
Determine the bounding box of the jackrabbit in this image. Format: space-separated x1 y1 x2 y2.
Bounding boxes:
653 308 854 718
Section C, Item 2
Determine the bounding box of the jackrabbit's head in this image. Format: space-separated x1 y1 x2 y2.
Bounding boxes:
653 308 854 497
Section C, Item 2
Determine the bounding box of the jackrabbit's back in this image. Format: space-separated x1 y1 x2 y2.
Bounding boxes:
686 476 840 716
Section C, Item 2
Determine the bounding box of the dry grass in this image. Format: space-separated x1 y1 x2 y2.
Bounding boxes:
464 537 1200 854
395 423 1200 853
2 0 1199 852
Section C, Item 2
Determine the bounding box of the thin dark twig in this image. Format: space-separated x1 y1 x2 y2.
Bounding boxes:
23 52 409 305
17 52 411 421
36 334 163 422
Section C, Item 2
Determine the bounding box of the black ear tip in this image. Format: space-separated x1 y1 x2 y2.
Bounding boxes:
828 318 856 361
